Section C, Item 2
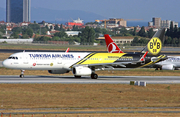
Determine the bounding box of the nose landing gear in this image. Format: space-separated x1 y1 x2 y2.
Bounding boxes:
20 70 25 78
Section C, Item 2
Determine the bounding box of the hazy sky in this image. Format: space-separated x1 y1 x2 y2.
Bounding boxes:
0 0 180 21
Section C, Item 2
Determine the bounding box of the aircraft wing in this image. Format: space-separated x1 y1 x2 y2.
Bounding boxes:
73 56 167 71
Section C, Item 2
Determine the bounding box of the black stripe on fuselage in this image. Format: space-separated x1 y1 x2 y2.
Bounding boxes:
69 53 95 68
114 53 141 63
77 53 96 65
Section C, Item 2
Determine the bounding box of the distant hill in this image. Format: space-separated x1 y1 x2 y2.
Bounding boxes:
31 7 106 23
0 7 106 23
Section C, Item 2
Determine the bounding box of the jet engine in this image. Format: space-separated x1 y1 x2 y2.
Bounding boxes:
48 69 69 74
72 66 92 76
161 64 174 70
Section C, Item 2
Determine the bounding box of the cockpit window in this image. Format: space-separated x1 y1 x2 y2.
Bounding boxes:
8 56 18 59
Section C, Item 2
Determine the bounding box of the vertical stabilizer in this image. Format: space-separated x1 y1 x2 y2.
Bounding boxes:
104 34 123 53
141 28 165 55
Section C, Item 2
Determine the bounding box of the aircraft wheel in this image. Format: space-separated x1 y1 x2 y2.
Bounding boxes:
74 75 81 78
20 74 24 78
91 73 98 79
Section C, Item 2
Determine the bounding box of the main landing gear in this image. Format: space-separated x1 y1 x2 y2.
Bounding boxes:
91 73 98 79
74 75 81 78
20 70 25 78
74 73 98 79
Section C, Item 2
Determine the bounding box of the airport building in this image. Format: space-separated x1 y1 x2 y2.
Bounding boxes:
96 36 133 44
6 0 31 23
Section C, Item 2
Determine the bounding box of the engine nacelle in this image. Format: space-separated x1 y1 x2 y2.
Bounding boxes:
72 66 92 76
162 64 174 70
48 69 69 74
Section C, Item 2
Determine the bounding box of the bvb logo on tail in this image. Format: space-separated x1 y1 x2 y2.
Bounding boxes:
147 37 162 55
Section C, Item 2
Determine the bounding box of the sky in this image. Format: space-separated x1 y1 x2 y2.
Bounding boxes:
0 0 180 22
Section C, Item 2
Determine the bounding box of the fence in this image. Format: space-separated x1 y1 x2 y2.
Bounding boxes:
0 39 33 44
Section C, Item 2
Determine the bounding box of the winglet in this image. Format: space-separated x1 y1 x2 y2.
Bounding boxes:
65 48 69 53
140 51 148 61
104 34 123 53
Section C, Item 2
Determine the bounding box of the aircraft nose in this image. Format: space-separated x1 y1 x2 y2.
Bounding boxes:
2 59 10 68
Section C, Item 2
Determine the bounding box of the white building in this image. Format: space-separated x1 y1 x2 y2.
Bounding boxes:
65 31 81 36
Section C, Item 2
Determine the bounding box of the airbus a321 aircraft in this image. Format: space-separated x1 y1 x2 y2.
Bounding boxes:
105 28 180 70
3 29 166 79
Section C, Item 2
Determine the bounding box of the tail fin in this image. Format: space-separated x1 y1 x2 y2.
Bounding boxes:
141 28 165 55
140 51 148 61
65 48 69 53
104 34 123 53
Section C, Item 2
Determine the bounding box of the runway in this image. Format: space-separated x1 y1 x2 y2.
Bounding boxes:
0 75 180 84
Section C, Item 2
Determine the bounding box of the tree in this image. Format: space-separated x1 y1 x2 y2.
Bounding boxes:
174 25 178 38
11 32 19 39
138 26 146 37
12 27 22 34
170 21 174 38
72 25 78 31
88 28 95 45
79 26 95 45
132 37 139 46
165 37 172 44
133 27 137 36
147 28 155 38
80 27 88 45
28 24 40 33
52 36 59 41
34 36 51 42
178 27 180 39
0 32 2 38
60 24 65 31
40 27 48 35
165 28 170 37
22 34 29 39
0 25 6 33
138 38 149 45
120 27 128 36
94 27 101 33
26 28 33 38
54 31 68 38
54 24 60 31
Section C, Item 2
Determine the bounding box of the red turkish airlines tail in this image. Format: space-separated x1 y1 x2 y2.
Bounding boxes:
65 48 69 53
104 34 123 53
140 51 148 61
